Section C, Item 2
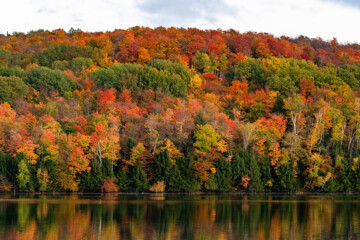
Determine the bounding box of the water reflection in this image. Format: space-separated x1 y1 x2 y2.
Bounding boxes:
0 194 359 239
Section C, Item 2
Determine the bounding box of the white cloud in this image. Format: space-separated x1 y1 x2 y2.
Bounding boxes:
0 0 146 33
1 0 360 43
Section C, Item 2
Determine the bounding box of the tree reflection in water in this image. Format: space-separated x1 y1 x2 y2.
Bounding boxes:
0 194 359 240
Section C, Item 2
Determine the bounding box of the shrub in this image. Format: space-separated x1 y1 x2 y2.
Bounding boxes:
149 181 166 193
0 175 12 192
101 177 119 193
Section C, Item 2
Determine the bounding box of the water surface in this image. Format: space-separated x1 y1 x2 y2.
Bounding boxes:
0 194 359 239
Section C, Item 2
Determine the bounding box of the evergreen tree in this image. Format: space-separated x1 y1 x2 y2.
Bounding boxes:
249 156 263 192
79 167 102 192
116 168 130 192
260 155 272 192
153 150 182 192
204 174 217 191
166 164 181 192
333 156 352 192
215 158 232 191
194 111 207 126
122 137 137 159
176 154 199 192
0 151 7 177
352 156 360 192
131 163 149 192
102 159 114 178
0 151 17 181
275 157 295 192
153 150 173 183
232 153 245 189
272 93 285 114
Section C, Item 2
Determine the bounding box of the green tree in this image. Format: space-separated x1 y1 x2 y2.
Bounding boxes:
147 59 192 84
215 158 232 191
0 76 28 103
194 111 207 126
176 155 199 192
0 66 25 78
333 155 352 192
192 51 212 73
35 43 96 67
92 63 188 97
69 57 93 74
25 66 80 95
131 163 149 192
351 157 360 192
228 58 267 86
274 156 295 192
0 151 19 183
17 159 31 192
153 150 181 192
204 174 217 191
232 153 245 188
51 60 68 70
79 168 103 192
153 150 173 182
249 156 263 192
116 168 130 192
36 168 50 192
193 124 226 154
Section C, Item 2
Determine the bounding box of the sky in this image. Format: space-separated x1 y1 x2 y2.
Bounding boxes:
1 0 359 43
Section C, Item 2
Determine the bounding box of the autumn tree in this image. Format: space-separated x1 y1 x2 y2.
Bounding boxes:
17 159 32 192
193 124 227 183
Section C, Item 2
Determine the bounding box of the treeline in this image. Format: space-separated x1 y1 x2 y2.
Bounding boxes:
1 28 360 192
2 27 360 69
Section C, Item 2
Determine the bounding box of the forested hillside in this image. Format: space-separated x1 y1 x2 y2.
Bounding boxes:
1 27 360 192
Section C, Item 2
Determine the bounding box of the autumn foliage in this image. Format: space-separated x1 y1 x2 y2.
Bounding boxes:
1 27 360 192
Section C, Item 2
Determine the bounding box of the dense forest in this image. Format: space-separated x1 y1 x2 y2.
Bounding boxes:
1 27 360 192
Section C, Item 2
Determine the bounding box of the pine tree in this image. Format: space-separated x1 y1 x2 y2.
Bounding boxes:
215 158 232 191
232 153 245 189
276 157 295 192
131 163 149 192
153 150 173 182
352 157 360 192
153 150 182 192
334 155 352 192
102 158 114 178
116 168 130 192
79 161 102 192
249 156 263 192
176 154 199 192
260 155 271 192
204 174 217 191
166 164 181 192
0 151 13 180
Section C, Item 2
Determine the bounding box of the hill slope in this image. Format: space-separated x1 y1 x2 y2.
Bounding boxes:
0 27 359 193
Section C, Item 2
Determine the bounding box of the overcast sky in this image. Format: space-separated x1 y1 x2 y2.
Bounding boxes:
1 0 359 43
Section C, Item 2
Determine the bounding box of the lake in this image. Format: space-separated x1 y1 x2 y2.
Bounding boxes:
0 194 359 239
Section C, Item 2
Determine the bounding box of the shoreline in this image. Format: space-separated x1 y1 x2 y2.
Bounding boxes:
1 191 360 195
